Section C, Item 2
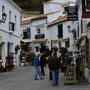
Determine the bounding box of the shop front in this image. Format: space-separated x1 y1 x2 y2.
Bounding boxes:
32 39 48 53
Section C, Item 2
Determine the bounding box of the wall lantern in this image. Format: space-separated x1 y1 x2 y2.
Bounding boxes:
0 13 7 24
67 25 76 39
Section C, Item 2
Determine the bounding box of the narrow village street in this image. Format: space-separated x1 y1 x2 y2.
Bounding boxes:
0 66 90 90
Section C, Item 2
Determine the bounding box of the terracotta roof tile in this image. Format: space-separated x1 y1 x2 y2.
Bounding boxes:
20 19 32 24
48 15 67 25
21 11 60 24
61 2 70 7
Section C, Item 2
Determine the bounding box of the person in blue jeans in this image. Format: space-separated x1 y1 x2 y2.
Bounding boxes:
48 53 60 86
34 52 43 80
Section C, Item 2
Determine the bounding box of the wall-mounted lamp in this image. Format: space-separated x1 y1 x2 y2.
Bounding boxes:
0 13 7 24
67 25 76 40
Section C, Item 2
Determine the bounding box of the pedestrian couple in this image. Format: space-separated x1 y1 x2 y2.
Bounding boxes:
34 52 45 80
48 53 60 86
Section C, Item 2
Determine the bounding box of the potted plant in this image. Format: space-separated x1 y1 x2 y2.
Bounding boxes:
15 45 20 54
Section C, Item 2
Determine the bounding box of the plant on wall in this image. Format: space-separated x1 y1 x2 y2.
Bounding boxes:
15 45 20 53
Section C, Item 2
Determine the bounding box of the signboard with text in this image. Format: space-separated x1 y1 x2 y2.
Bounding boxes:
67 6 78 21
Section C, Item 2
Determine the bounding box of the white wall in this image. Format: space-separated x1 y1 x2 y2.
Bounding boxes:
0 0 21 67
48 21 77 51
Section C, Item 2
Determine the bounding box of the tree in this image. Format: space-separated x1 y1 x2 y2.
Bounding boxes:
13 0 50 13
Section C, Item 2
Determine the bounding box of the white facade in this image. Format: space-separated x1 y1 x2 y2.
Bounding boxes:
21 0 77 55
21 17 48 53
44 0 77 54
0 0 21 67
43 0 75 14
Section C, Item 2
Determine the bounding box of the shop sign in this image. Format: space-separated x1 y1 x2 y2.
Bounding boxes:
64 66 76 85
67 6 78 21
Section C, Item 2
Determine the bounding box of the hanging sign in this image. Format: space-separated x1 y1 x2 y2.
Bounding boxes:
67 6 78 21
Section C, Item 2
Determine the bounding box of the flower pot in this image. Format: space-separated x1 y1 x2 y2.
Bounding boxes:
16 50 18 54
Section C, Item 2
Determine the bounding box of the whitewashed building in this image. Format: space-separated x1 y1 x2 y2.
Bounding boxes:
21 15 48 53
21 0 77 54
75 0 90 82
0 0 21 67
43 0 77 54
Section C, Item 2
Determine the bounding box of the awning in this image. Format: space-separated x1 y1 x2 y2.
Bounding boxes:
21 39 32 43
32 39 48 43
52 38 68 43
0 36 2 44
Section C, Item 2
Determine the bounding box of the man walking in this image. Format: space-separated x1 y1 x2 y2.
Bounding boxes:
34 52 43 80
48 53 60 86
40 53 46 76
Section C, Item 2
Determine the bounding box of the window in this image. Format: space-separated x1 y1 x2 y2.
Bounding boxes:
2 6 5 20
58 24 63 38
23 28 31 39
9 22 15 31
37 28 41 34
77 25 79 37
27 28 31 38
9 11 11 22
15 15 17 30
20 15 22 21
23 30 27 39
2 6 5 14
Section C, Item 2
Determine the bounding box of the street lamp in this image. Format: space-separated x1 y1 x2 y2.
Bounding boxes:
0 13 7 24
67 25 76 40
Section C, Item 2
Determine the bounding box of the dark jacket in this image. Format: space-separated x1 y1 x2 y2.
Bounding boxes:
48 56 60 70
63 56 71 66
40 55 46 67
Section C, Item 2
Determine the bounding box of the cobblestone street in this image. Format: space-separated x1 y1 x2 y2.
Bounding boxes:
0 66 90 90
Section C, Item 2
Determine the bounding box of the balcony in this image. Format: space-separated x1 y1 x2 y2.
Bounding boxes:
9 22 15 33
35 34 45 39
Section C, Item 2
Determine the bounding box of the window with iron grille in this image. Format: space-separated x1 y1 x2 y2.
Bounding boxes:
23 28 31 39
9 22 15 31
